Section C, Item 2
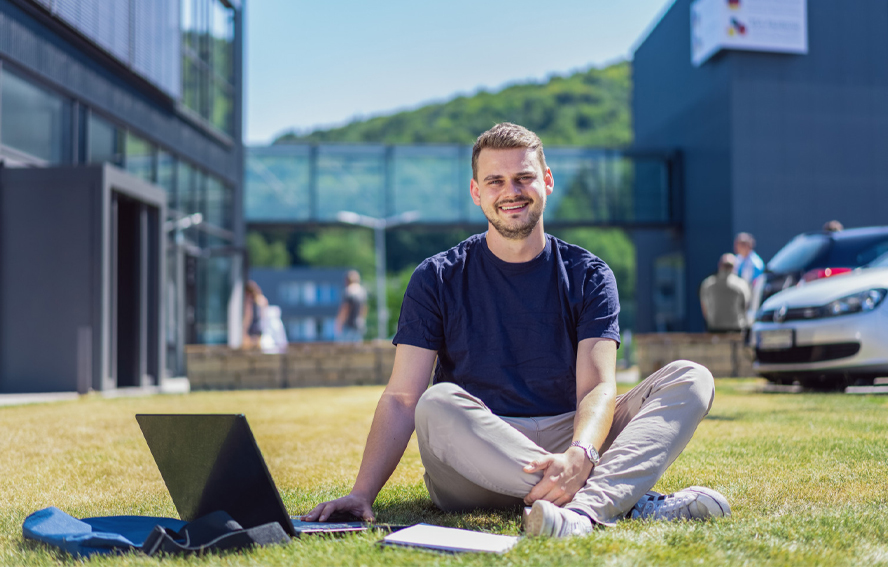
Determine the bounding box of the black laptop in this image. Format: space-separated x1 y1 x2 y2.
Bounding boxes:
136 414 367 536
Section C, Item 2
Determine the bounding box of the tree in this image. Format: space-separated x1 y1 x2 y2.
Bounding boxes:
246 231 290 268
297 228 376 278
276 61 632 148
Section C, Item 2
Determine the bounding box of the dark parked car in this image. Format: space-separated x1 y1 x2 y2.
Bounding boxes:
758 226 888 305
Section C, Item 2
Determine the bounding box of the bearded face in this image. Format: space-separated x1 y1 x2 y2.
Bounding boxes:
471 147 553 242
481 192 546 240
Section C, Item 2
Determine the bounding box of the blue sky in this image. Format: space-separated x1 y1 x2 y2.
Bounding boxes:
245 0 675 144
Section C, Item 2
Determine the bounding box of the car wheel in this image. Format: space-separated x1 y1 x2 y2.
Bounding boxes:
798 374 843 391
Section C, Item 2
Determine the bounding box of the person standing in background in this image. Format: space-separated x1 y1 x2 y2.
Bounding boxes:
733 232 764 285
336 270 368 342
242 280 268 349
700 254 750 332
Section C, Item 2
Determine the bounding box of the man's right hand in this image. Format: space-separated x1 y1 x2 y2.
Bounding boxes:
302 492 375 522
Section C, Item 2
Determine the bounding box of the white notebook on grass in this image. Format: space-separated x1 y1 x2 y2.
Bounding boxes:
380 523 519 554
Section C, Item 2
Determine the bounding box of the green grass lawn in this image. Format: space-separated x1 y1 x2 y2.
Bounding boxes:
2 379 888 566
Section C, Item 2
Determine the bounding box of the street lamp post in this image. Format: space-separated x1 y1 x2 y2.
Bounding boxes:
336 210 420 340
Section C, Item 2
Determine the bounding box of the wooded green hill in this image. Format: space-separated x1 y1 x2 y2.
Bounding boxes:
276 61 631 146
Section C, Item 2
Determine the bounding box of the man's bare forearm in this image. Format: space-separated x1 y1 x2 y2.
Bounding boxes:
572 380 615 450
572 337 618 451
523 338 617 505
350 391 418 500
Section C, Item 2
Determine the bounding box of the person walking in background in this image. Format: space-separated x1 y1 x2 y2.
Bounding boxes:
700 254 750 333
733 232 764 285
335 270 368 342
242 280 268 349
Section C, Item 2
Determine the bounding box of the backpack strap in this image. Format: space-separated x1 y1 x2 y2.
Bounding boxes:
142 511 289 556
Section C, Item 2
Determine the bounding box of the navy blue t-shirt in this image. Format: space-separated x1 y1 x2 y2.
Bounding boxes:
392 233 620 417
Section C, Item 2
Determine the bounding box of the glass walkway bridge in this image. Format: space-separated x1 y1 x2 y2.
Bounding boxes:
246 144 680 229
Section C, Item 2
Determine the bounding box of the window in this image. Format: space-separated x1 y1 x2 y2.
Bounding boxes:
204 175 232 231
86 113 123 166
196 256 232 344
124 131 156 183
176 160 199 216
302 282 318 306
157 150 176 204
0 70 69 163
181 0 235 134
278 282 300 305
321 317 337 341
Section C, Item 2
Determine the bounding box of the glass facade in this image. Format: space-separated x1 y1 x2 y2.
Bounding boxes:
37 0 181 97
315 145 387 220
246 144 674 227
245 145 312 221
1 0 243 388
0 61 238 356
392 145 474 223
0 70 68 163
157 150 176 198
196 255 232 344
181 0 235 134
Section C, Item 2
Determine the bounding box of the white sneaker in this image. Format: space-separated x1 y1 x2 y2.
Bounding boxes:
629 486 731 521
524 500 594 537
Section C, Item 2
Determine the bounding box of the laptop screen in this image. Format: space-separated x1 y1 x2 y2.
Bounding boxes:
136 414 295 535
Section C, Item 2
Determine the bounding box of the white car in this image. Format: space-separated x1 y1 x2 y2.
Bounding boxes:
753 252 888 388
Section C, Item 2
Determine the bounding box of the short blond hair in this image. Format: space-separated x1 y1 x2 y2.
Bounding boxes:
471 122 547 180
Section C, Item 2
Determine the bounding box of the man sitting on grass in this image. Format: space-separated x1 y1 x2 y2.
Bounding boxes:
305 122 730 537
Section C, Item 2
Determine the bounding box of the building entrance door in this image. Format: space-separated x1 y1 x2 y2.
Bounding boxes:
111 191 160 388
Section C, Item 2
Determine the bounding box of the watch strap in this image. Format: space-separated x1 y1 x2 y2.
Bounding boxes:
570 441 600 466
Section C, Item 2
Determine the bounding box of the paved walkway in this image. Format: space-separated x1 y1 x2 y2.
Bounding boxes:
0 378 191 407
0 391 81 407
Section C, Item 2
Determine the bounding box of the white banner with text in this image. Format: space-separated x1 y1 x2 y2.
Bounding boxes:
691 0 807 67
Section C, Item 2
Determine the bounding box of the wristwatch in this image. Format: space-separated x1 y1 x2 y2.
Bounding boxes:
570 441 601 466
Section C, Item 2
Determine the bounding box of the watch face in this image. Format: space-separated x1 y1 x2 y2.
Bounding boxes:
588 447 600 465
572 441 600 465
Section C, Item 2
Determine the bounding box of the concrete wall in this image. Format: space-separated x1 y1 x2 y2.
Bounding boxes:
636 333 753 379
0 169 99 392
185 342 398 390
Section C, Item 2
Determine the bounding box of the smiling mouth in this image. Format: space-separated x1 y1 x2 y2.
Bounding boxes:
499 201 529 213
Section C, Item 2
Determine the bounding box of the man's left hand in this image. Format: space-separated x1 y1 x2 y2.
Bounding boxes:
522 447 594 507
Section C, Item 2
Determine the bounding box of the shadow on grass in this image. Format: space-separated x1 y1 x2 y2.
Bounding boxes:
374 496 523 533
18 537 114 563
19 538 77 563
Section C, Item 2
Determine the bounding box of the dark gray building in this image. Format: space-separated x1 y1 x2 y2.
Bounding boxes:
0 0 244 393
633 0 888 332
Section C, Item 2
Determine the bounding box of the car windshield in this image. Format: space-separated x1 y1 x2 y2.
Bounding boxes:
767 233 829 273
867 251 888 268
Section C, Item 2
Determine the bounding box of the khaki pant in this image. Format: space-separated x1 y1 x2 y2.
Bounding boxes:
414 360 715 526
